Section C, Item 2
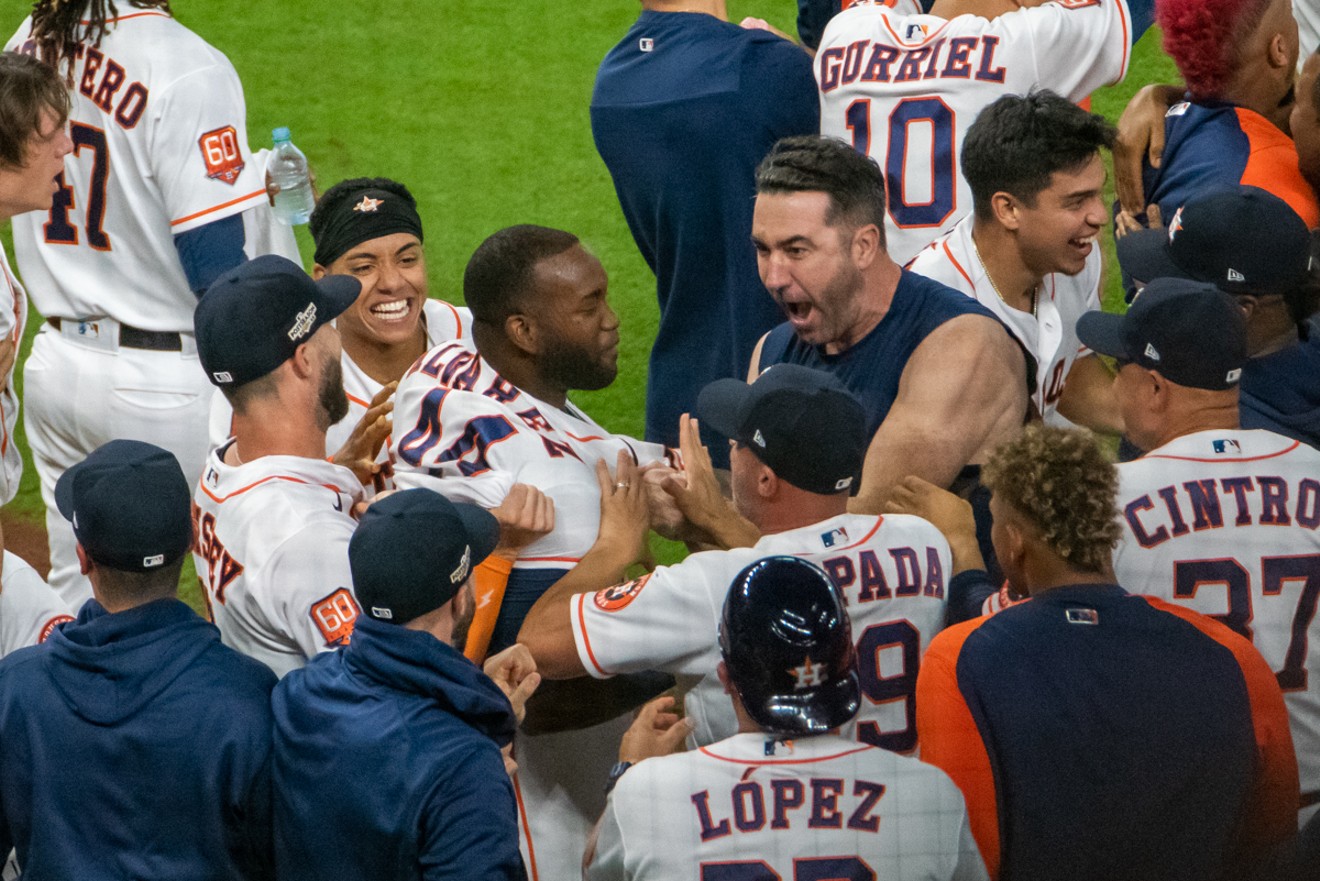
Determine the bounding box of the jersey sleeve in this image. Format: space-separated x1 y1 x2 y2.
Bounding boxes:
0 553 73 657
570 559 725 680
745 34 819 141
915 620 1001 878
148 61 267 234
263 523 360 660
1004 0 1135 101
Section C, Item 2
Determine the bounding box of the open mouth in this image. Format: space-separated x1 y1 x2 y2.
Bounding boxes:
782 299 813 323
1069 235 1097 255
369 299 413 323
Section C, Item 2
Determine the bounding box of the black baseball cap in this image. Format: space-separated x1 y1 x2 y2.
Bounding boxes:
697 364 866 495
349 489 501 624
194 254 360 388
55 440 192 573
1116 186 1311 300
1076 278 1248 391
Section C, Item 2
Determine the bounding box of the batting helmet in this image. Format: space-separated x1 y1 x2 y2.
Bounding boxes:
718 556 860 737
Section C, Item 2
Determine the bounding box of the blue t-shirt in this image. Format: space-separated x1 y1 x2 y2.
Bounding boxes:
591 11 818 465
1240 322 1320 449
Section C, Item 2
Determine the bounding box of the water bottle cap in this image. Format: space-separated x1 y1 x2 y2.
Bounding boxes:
272 126 291 142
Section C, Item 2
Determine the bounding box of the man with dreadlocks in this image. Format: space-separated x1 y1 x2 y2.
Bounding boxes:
6 1 280 607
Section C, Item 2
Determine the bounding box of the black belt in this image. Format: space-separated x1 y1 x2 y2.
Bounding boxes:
47 317 183 352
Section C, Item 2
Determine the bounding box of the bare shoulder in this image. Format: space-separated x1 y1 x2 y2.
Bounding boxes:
907 313 1021 370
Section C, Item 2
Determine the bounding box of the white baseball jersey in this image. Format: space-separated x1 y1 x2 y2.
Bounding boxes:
908 214 1099 423
573 513 951 751
207 297 474 455
817 0 1133 264
192 446 362 678
1113 428 1320 817
0 244 27 504
587 733 987 881
0 552 73 658
7 11 267 330
391 339 670 567
1297 0 1320 74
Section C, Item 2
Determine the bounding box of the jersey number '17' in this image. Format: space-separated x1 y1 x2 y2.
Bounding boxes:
44 122 112 251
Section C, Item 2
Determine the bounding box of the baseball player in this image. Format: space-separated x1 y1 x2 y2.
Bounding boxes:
915 422 1298 880
908 91 1120 431
585 556 987 881
390 224 671 881
1078 279 1320 823
520 364 955 753
7 2 283 606
816 0 1151 264
192 256 366 678
208 177 473 459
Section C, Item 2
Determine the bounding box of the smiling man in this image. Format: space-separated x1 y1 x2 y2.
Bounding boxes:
909 90 1122 433
750 136 1027 528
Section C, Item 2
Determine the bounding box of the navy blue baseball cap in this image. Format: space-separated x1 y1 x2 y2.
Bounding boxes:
1116 186 1311 301
697 364 867 495
350 489 501 624
1076 278 1248 391
194 254 360 388
55 440 193 573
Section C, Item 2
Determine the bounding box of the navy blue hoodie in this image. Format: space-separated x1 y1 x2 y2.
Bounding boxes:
0 598 277 879
272 615 523 880
1241 322 1320 450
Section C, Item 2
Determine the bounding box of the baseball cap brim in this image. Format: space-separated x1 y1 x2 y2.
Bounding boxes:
1075 310 1129 360
696 378 753 440
451 501 501 569
1115 227 1187 296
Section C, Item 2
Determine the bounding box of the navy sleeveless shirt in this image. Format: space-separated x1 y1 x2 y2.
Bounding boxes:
758 269 1003 437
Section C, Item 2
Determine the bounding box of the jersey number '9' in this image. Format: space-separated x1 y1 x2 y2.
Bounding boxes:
845 96 956 229
44 122 112 251
701 856 872 880
1174 553 1320 691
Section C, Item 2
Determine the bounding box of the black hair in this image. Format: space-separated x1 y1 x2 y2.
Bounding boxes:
962 90 1116 221
463 224 580 324
31 0 172 78
755 135 887 247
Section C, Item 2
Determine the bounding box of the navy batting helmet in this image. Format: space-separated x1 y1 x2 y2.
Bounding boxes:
718 556 860 736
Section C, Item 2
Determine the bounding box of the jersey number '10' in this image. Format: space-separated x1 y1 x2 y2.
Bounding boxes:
845 97 956 229
44 122 112 251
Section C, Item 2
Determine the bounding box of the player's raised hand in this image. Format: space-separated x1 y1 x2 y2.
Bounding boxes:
332 381 396 488
1114 83 1182 219
662 414 760 550
490 484 555 561
618 695 693 764
594 451 650 568
884 475 985 574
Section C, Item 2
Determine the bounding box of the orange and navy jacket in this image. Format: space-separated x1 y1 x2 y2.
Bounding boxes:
916 583 1298 881
1144 99 1320 229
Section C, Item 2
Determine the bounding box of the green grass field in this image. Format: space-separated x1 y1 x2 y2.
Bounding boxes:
2 3 1180 609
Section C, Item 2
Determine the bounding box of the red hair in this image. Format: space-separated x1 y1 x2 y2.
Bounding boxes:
1157 0 1275 98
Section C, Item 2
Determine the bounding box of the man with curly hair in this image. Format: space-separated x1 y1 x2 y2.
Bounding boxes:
1136 0 1318 227
913 420 1298 881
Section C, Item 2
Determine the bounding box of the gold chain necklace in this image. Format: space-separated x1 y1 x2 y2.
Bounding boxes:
972 237 1038 319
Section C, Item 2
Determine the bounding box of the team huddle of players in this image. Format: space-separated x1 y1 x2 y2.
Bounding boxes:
0 0 1318 878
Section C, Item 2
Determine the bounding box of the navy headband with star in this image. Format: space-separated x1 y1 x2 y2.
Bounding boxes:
311 186 425 267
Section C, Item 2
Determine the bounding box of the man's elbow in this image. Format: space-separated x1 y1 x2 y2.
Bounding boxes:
516 616 582 680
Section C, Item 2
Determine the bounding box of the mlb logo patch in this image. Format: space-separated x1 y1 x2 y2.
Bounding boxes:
1212 439 1242 455
821 527 849 548
639 37 654 52
1065 608 1099 625
905 23 928 39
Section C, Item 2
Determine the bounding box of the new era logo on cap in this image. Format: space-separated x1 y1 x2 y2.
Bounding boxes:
1226 268 1245 283
752 429 766 448
371 606 394 619
1144 343 1160 361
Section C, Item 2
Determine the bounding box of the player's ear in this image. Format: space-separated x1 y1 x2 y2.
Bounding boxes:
311 264 327 281
851 223 882 268
717 661 733 695
1266 30 1292 70
757 462 778 499
990 192 1019 230
74 543 92 577
505 312 539 358
1234 294 1260 320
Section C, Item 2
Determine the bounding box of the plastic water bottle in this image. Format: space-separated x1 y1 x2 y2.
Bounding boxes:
269 127 315 225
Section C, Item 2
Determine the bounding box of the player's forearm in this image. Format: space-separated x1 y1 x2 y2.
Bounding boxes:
1056 356 1124 435
850 435 969 514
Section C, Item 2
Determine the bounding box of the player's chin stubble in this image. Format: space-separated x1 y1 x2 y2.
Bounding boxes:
318 357 351 430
